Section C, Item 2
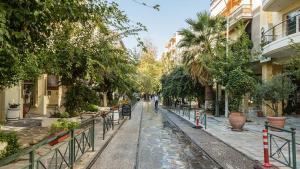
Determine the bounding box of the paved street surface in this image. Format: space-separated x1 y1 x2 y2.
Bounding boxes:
168 108 300 169
91 102 143 169
137 102 219 169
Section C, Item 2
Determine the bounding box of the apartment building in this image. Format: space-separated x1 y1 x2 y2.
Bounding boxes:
210 0 300 116
0 75 67 122
161 32 183 73
261 0 300 115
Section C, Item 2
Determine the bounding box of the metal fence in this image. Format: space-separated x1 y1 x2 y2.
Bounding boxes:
0 112 115 169
172 105 207 129
265 122 297 169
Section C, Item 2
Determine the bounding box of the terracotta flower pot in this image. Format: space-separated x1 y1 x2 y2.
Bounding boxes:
267 116 286 131
229 112 246 131
256 111 264 117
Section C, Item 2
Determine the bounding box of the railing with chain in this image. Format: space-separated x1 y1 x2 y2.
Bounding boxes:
265 122 297 169
172 105 207 129
261 13 300 46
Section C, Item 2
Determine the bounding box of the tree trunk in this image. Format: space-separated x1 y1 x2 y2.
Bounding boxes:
102 92 108 107
205 85 214 111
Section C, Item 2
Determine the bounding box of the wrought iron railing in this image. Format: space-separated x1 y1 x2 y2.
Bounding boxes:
265 122 297 169
173 105 207 129
261 13 300 46
0 112 116 169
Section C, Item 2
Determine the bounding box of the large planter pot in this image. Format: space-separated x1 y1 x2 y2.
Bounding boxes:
229 112 246 131
256 111 264 117
267 116 286 131
7 108 20 122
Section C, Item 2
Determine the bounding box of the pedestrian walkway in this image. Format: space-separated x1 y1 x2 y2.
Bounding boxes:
167 107 300 169
90 102 143 169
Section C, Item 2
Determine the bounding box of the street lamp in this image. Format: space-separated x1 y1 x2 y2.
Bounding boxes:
223 0 230 118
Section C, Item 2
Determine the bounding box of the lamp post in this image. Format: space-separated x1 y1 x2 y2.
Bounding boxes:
223 0 230 118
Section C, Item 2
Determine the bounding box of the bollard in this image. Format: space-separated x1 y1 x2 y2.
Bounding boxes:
262 129 272 168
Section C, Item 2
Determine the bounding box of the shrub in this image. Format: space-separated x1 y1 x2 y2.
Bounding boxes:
64 84 98 117
50 119 80 134
226 68 256 112
85 104 99 112
0 132 20 159
50 112 70 118
253 75 296 116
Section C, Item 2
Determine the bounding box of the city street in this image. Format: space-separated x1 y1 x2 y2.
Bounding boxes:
90 101 219 169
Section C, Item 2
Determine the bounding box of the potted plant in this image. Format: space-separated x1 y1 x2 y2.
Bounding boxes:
254 75 296 129
7 102 20 122
226 68 256 131
49 119 79 146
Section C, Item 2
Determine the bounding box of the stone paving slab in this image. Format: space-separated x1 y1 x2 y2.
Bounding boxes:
166 108 299 169
90 102 143 169
161 108 277 169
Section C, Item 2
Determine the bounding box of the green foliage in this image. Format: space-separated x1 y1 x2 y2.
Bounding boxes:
137 41 162 94
0 132 20 159
179 11 226 85
0 0 145 89
226 68 256 111
85 104 99 112
50 119 79 134
253 75 296 117
64 85 98 116
50 112 70 118
161 66 204 106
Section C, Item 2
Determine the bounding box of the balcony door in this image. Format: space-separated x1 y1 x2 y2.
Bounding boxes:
286 10 300 36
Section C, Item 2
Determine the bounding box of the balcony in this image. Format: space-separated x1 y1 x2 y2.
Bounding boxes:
262 0 297 12
261 13 300 58
228 4 252 28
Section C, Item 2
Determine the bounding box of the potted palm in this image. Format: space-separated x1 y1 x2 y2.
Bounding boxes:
254 75 296 129
226 68 256 131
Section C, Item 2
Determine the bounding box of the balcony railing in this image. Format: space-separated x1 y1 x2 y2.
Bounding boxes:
262 13 300 46
228 4 252 27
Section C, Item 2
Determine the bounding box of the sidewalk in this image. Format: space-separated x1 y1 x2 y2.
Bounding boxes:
167 107 300 169
89 101 143 169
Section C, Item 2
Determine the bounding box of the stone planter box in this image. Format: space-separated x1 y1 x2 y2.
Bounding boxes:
7 108 20 122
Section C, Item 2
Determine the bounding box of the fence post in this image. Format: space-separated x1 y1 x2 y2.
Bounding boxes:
69 129 75 169
291 128 297 169
103 118 105 140
29 150 35 169
112 111 114 130
204 113 207 129
92 118 95 152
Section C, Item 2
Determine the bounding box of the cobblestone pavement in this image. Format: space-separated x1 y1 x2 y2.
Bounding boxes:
168 108 300 169
137 102 219 169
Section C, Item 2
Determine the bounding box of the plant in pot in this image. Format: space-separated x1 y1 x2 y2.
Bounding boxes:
49 119 79 146
226 68 256 131
253 75 296 129
7 102 20 122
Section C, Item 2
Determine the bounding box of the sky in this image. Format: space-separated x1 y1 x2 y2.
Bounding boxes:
112 0 210 58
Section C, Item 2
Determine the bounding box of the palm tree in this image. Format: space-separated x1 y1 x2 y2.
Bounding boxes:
179 11 226 111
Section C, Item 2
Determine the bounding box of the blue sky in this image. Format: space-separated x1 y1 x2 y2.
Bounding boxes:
113 0 210 58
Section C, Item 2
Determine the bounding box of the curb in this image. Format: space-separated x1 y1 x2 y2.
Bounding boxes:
84 102 139 169
165 108 280 169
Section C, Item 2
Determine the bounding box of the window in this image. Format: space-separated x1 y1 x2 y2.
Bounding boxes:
286 10 300 36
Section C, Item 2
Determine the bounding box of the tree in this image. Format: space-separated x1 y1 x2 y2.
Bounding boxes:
0 0 146 89
137 41 162 96
161 66 204 107
178 11 226 112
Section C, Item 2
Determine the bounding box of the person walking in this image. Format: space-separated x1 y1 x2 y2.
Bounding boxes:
154 95 159 110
